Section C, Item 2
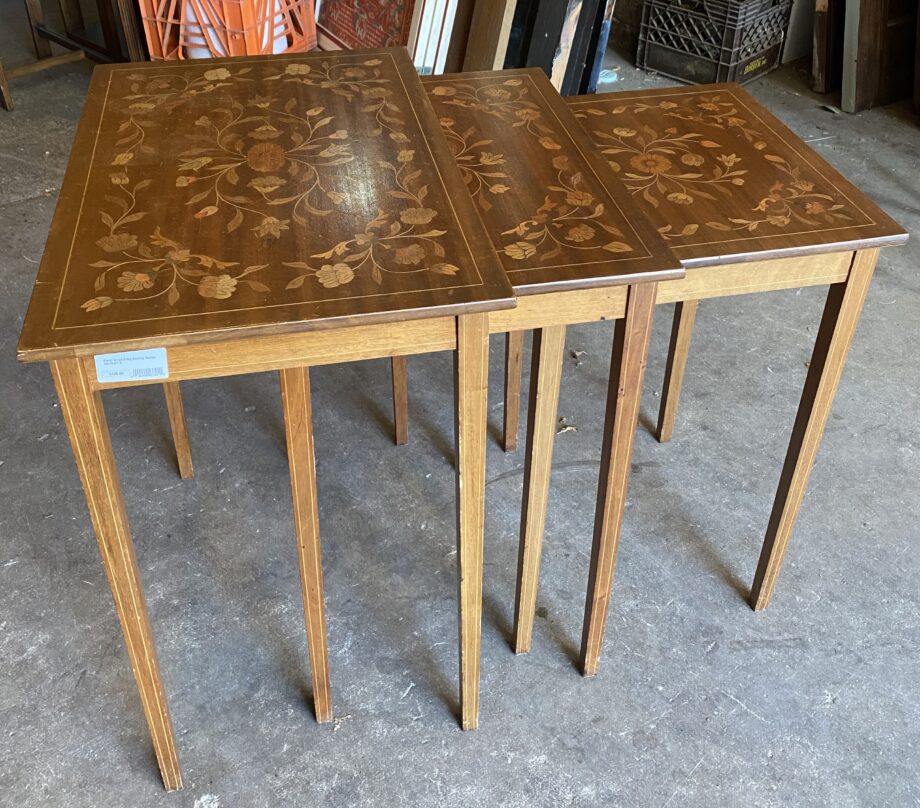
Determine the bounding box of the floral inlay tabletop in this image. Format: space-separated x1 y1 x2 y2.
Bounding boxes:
422 69 682 294
568 84 906 266
19 49 512 361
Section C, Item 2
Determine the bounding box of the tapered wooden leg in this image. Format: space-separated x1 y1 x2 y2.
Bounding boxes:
750 249 879 611
50 358 182 791
580 282 657 677
454 312 489 730
279 366 333 723
503 330 525 452
513 325 566 654
391 355 409 445
656 299 699 443
162 383 193 480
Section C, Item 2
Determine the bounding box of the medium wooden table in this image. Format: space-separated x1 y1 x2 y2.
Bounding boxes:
150 67 684 681
17 48 513 791
420 69 684 671
496 83 906 656
158 68 683 679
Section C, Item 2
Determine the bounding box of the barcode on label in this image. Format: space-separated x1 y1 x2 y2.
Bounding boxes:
131 367 166 379
94 348 169 383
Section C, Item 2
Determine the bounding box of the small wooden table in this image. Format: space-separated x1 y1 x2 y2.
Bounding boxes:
17 48 513 790
421 69 684 671
498 83 906 659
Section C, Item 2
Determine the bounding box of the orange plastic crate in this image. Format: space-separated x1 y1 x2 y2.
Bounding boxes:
139 0 317 60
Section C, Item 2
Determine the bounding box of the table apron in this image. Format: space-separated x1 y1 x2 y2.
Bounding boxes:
490 251 854 333
658 252 853 304
86 316 459 390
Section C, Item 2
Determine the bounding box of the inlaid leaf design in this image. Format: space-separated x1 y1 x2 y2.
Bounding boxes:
575 93 856 241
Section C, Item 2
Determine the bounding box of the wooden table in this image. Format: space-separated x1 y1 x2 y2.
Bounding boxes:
156 68 683 680
420 69 684 671
17 48 513 791
495 83 906 656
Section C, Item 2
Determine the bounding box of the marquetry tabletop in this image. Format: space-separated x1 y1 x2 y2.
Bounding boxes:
18 48 512 362
568 83 908 267
422 69 683 294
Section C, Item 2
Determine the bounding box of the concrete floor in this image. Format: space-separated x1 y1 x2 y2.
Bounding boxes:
1 19 919 808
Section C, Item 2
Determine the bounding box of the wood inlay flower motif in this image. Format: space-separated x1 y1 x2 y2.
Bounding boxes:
429 78 564 150
283 151 459 289
266 58 405 137
75 56 469 316
704 153 852 234
175 100 353 235
501 156 632 262
120 66 254 115
83 202 268 312
592 125 748 210
437 118 510 212
574 90 857 244
584 94 767 146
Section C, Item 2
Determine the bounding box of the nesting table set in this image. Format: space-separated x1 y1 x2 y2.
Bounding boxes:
17 48 906 791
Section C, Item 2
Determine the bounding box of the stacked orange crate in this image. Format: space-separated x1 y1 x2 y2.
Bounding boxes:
138 0 317 60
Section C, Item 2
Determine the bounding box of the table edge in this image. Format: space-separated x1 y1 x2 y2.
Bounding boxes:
512 265 685 296
17 294 515 364
676 232 908 269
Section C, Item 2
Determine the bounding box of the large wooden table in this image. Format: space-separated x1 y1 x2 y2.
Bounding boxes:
16 48 514 790
494 83 907 653
420 70 683 671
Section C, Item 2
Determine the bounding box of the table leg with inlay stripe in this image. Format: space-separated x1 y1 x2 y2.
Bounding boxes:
512 324 567 654
50 358 183 791
503 331 526 453
579 282 657 675
655 298 699 444
162 381 194 480
390 356 410 446
750 247 880 610
279 365 333 723
454 312 490 729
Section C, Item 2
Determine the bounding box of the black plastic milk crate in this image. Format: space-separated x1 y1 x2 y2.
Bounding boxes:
637 0 793 85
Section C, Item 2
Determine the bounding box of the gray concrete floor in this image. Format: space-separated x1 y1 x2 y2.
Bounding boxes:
1 19 919 808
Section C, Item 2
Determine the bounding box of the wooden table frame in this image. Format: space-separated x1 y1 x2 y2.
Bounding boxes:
367 247 883 670
400 245 880 674
159 273 666 664
142 74 903 691
153 66 685 692
51 311 494 790
156 240 879 683
500 247 880 640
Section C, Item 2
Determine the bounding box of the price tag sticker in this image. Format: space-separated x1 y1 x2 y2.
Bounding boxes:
94 348 169 383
